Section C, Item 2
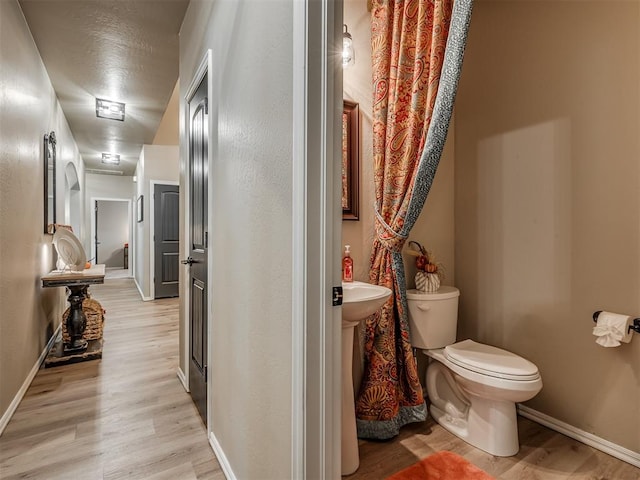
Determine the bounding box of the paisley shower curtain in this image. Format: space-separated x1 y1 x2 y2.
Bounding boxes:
355 0 473 439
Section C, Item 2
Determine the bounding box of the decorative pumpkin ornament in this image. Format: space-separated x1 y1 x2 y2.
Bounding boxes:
416 271 440 293
407 239 445 293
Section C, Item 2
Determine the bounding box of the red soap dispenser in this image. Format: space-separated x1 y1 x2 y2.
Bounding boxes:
342 245 353 282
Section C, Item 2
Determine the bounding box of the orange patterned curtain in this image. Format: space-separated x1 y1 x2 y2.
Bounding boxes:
355 0 455 439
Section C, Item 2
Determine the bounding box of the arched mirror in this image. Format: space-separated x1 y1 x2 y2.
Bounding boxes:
44 131 56 234
64 162 82 235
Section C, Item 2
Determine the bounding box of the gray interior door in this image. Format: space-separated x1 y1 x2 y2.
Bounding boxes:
154 184 179 298
186 74 208 424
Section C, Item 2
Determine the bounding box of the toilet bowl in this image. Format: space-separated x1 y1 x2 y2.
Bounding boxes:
406 287 542 457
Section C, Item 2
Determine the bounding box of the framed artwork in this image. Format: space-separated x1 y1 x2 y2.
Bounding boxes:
342 100 359 220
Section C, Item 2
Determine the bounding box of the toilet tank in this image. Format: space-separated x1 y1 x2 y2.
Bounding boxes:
406 286 460 350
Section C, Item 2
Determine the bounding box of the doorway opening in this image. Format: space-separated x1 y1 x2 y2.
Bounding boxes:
91 198 132 278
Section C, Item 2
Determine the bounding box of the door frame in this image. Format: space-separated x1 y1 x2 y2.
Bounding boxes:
149 180 179 301
90 196 132 274
295 1 342 477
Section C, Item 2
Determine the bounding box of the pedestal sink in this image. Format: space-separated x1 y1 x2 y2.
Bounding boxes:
341 281 391 475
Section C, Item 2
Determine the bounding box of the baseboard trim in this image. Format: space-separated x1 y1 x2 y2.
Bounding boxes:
0 325 61 436
518 404 640 468
134 278 152 302
176 368 189 392
209 431 237 480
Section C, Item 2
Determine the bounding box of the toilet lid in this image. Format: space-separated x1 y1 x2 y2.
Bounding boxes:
444 339 540 381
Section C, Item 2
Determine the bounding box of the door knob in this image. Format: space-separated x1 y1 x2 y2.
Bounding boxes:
181 257 195 265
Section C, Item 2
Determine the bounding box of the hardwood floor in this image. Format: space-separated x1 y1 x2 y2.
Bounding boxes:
0 279 222 480
349 415 640 480
2 278 639 479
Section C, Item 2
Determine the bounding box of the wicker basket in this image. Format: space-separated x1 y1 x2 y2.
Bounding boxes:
62 297 105 342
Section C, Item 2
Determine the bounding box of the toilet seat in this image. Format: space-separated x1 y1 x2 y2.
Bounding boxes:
444 340 540 381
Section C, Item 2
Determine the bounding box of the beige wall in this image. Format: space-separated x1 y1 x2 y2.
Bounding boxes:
152 80 180 145
455 0 639 453
0 0 84 424
134 145 179 299
342 0 455 287
180 1 295 477
342 0 375 281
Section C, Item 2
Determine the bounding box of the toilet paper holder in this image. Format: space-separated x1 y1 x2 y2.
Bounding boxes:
592 311 640 335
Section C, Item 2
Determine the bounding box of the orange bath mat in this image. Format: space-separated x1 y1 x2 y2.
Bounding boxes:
385 451 495 480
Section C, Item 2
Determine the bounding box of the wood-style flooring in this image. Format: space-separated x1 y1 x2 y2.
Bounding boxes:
350 410 640 480
0 279 222 480
1 278 638 479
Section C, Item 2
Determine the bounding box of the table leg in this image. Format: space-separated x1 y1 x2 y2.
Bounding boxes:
64 285 88 353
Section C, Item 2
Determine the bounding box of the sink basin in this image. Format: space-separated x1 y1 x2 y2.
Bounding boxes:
342 281 392 322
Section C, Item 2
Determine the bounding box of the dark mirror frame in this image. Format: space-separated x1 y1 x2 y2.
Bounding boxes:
342 100 359 220
44 131 56 234
137 195 144 223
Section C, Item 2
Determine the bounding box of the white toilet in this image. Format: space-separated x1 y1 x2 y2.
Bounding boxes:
406 286 542 457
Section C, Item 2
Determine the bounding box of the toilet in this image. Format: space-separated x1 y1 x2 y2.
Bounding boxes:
406 286 542 457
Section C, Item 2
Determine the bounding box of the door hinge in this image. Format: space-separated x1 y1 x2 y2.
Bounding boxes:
204 365 208 382
333 286 343 306
204 231 208 248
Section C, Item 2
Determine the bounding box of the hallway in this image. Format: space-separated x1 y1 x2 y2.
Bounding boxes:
0 279 221 480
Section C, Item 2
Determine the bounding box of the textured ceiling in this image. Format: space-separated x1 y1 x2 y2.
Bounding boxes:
19 0 189 176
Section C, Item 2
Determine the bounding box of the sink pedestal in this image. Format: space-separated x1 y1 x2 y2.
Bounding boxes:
341 318 360 476
340 281 391 476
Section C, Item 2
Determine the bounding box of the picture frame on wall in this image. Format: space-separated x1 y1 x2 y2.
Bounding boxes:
137 195 143 222
342 100 359 220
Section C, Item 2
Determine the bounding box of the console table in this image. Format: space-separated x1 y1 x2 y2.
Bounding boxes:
41 265 105 366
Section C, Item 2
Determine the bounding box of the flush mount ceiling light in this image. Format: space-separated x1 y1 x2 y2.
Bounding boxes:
101 153 120 165
343 24 355 67
95 98 125 121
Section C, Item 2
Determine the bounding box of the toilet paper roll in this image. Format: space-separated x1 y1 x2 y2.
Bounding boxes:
593 311 633 347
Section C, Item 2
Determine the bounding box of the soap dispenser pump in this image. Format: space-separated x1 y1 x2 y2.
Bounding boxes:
342 245 353 282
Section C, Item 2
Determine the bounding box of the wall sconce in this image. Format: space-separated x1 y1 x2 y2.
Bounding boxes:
343 24 355 67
